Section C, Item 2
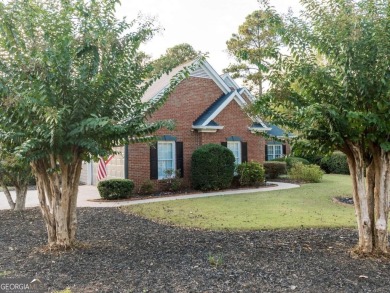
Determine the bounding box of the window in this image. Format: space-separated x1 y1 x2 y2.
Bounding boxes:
267 144 283 161
227 141 242 165
150 139 183 180
157 141 175 179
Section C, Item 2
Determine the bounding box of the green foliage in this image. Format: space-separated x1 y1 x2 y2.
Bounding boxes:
0 0 203 164
160 169 183 192
148 43 201 77
289 163 324 183
272 157 310 170
224 6 283 95
320 152 349 174
250 0 390 156
191 144 235 191
97 179 134 200
138 179 155 195
263 161 287 179
236 161 265 187
208 253 224 268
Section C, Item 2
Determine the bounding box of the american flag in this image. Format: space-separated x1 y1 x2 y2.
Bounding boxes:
97 155 114 181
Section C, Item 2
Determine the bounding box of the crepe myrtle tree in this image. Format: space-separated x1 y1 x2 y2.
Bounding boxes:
0 149 32 211
251 0 390 255
0 0 203 249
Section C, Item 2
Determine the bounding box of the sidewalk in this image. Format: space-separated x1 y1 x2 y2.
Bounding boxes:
0 182 299 210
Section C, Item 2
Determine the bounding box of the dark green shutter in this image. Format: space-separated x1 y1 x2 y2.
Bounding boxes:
265 144 268 161
150 143 158 179
221 142 227 147
176 142 184 178
241 142 248 163
282 144 287 156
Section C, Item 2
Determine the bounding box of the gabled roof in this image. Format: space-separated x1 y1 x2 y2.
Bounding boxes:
141 57 270 132
142 58 231 103
220 73 240 90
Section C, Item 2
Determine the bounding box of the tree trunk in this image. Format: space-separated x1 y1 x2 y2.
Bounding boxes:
1 182 15 210
14 185 28 211
371 145 390 253
31 153 82 249
344 141 389 255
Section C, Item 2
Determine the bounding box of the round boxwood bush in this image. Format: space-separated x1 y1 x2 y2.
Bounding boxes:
97 179 134 200
320 152 349 174
191 143 235 191
236 161 265 187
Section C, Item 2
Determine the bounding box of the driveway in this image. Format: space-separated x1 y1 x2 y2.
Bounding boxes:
0 182 299 210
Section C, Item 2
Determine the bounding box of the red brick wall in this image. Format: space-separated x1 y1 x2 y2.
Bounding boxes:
128 77 267 192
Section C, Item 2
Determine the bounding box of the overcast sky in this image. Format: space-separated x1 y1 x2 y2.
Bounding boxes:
116 0 301 74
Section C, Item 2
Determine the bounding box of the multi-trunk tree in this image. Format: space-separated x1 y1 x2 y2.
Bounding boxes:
251 0 390 255
0 150 32 211
0 0 200 249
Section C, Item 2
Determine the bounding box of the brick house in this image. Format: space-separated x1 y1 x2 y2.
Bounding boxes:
80 59 290 190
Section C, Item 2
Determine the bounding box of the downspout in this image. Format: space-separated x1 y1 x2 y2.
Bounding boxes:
124 145 129 179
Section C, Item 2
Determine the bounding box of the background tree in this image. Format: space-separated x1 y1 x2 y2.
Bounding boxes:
224 6 283 95
0 0 200 249
148 43 200 77
0 150 32 211
251 0 390 255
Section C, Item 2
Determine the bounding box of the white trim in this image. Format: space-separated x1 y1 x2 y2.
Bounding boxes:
238 88 256 102
192 126 224 132
201 61 231 94
267 144 283 161
221 73 240 90
157 141 176 180
248 126 272 133
202 91 240 126
227 141 242 165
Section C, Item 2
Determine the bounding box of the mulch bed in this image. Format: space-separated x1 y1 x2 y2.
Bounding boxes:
1 208 390 293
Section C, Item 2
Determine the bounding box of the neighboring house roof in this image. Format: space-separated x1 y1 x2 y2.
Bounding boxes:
142 58 270 132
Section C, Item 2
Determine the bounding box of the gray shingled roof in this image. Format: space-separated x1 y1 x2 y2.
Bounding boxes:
193 92 235 126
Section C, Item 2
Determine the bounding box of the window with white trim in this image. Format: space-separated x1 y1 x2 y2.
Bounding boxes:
227 141 242 165
267 144 283 161
157 141 176 179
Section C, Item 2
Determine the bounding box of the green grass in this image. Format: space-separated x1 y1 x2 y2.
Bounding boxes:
124 174 356 230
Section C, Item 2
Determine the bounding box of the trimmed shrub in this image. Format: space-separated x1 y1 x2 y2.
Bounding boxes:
289 162 324 183
97 179 134 200
320 152 349 174
236 161 265 187
273 156 310 170
139 179 155 195
191 143 235 191
263 161 287 179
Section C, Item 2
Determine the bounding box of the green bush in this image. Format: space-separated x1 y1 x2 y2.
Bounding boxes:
273 156 310 170
263 161 287 179
191 144 235 191
97 179 134 200
236 161 265 187
289 162 324 183
320 152 349 174
139 179 155 195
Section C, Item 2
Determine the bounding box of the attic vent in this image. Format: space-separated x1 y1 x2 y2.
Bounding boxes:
190 68 211 79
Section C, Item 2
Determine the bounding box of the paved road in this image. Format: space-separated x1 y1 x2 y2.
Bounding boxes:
0 182 300 210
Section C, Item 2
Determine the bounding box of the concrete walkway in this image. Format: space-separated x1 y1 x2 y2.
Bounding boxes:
0 182 299 210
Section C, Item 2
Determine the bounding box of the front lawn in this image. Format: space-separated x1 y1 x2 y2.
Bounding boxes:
124 174 356 230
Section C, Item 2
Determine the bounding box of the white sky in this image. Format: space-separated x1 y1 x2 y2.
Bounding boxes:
116 0 301 74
